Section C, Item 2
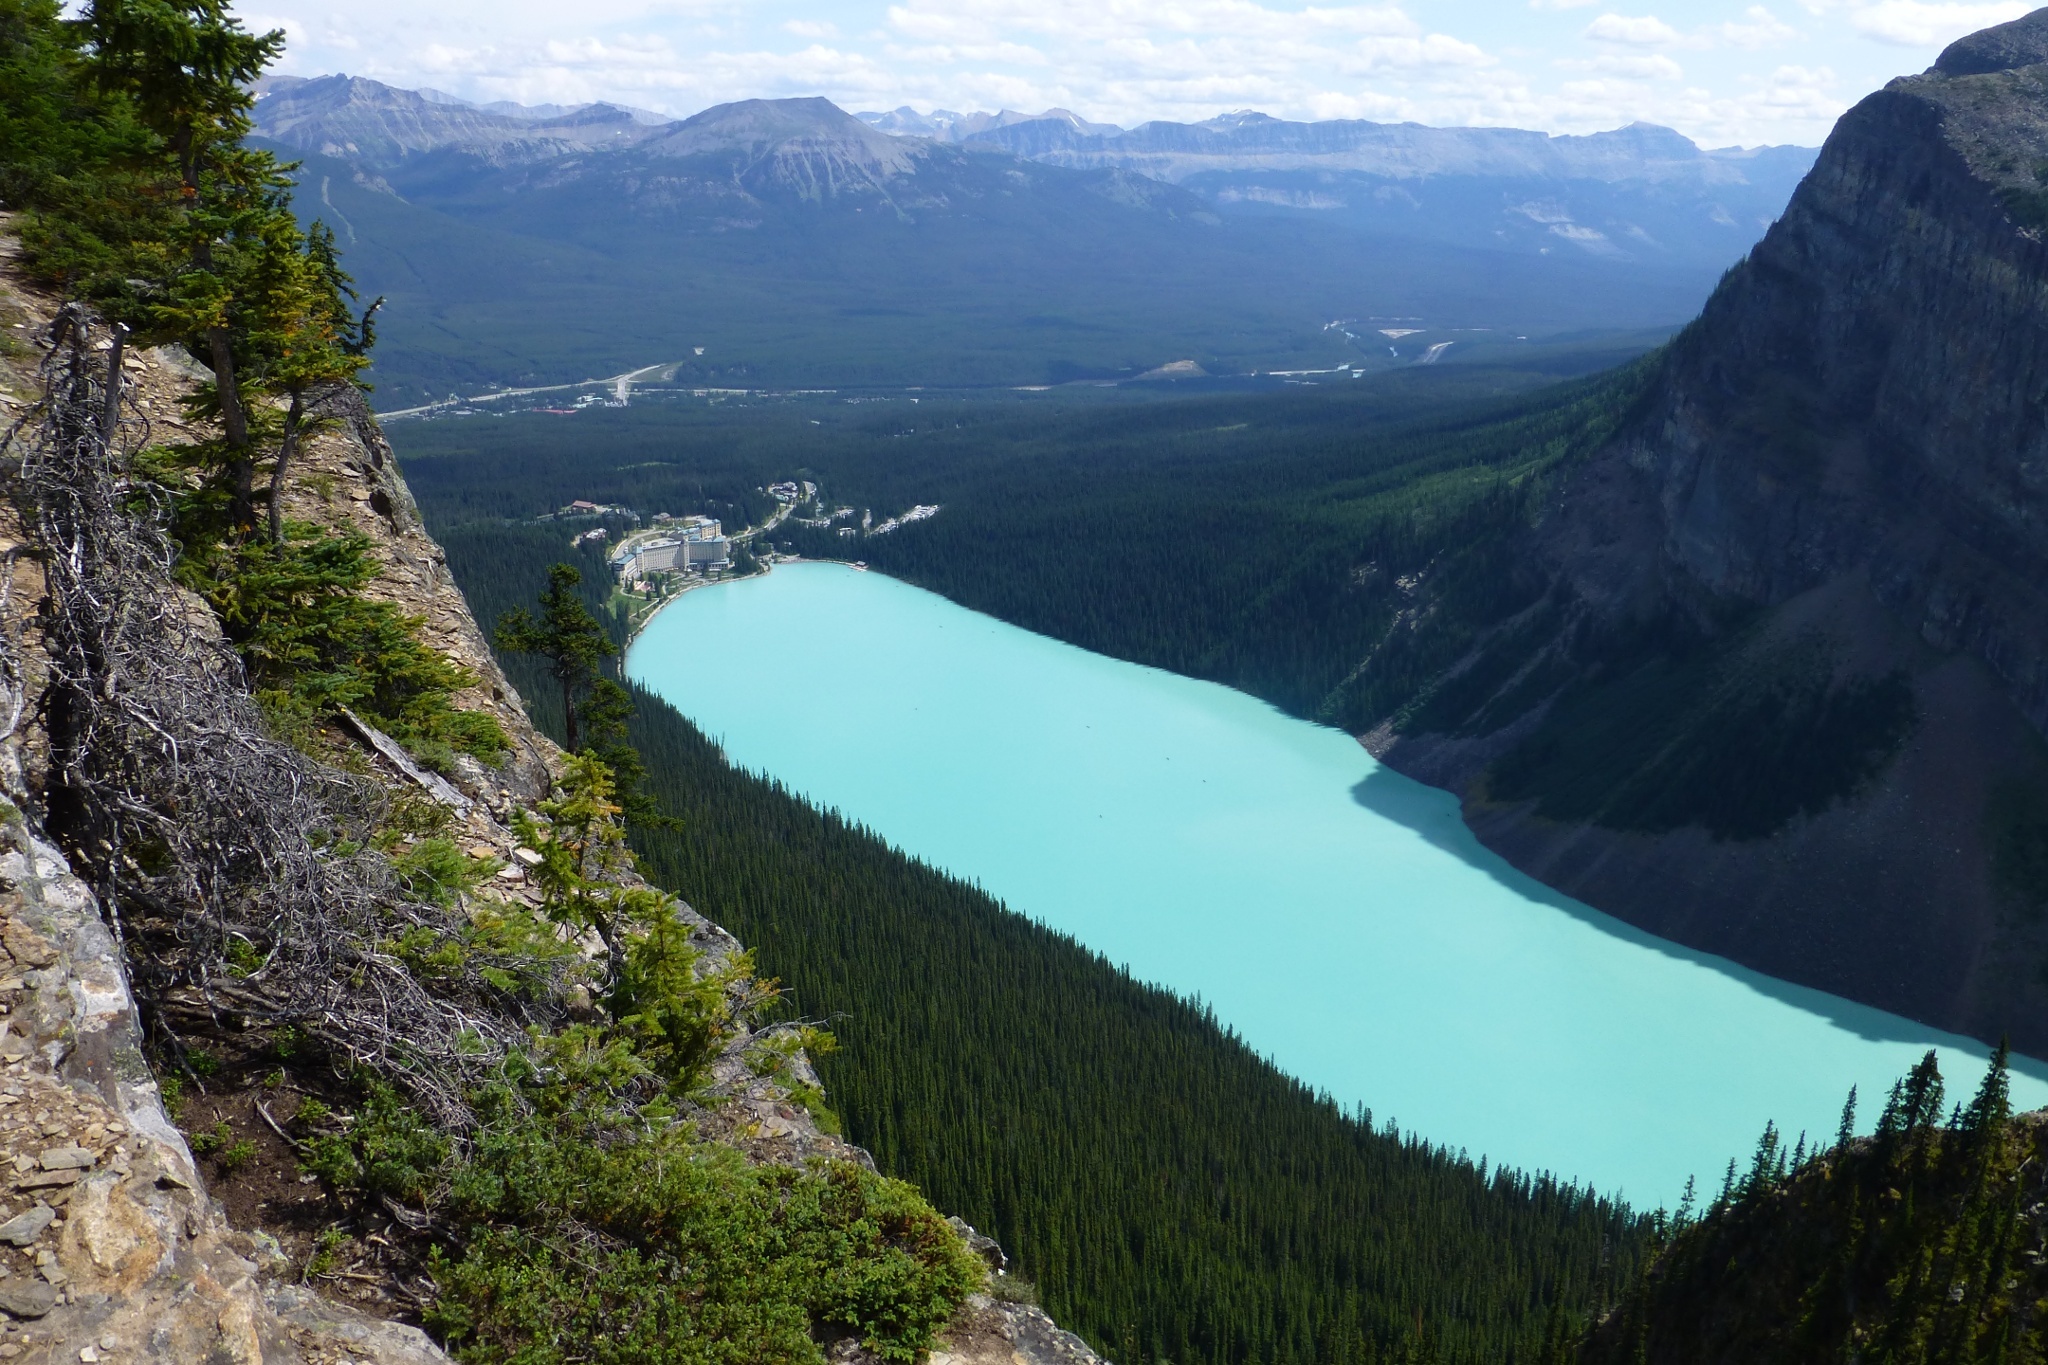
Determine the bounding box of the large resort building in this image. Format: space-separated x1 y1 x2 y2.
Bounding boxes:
612 515 731 583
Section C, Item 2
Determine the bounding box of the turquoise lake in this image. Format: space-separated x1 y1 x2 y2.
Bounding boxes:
628 561 2048 1207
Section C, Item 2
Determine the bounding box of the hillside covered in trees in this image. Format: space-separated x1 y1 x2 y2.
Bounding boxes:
439 523 1655 1365
0 0 999 1360
1584 1047 2048 1364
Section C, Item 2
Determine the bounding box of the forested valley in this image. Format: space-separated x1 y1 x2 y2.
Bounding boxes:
435 520 1654 1365
395 345 1655 738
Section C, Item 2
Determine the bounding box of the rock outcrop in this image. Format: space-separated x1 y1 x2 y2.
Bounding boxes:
0 810 448 1364
1374 8 2048 1051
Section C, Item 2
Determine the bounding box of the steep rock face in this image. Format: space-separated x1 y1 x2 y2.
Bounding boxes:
1581 51 2048 695
1374 10 2048 1049
0 811 450 1364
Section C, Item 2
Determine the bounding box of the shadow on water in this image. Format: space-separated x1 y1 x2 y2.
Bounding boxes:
1347 764 2048 1088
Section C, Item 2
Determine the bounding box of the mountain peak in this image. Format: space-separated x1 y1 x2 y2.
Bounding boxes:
1570 121 1703 160
253 73 673 163
858 106 1125 141
673 96 868 138
1198 110 1281 130
657 97 912 158
643 96 927 186
1935 4 2048 75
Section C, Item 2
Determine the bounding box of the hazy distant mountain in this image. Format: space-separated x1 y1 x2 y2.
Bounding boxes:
251 76 1809 402
256 78 1201 223
922 109 1806 183
860 106 1122 140
475 97 674 126
860 106 1816 266
260 74 676 136
255 74 668 165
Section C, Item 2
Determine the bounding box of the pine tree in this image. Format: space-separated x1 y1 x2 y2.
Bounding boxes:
259 219 375 542
81 0 283 524
495 562 616 752
1958 1037 2012 1146
580 678 679 833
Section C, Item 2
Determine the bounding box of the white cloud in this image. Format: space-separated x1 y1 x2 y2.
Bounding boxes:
862 0 1494 126
1557 51 1685 77
1584 13 1682 44
1718 5 1800 46
248 0 2024 152
1848 0 2026 46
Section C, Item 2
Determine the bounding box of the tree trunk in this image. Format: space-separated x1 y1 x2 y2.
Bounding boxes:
207 326 256 530
561 675 581 753
267 389 305 544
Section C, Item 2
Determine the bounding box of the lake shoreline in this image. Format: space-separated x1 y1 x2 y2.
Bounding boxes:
625 553 858 648
626 562 2048 1207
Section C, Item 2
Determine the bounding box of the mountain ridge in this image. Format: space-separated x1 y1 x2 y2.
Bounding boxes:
253 76 1754 402
1363 5 2048 1053
867 105 1809 186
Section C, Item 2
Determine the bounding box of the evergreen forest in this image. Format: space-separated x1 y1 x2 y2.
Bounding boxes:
1584 1047 2048 1365
394 346 1655 737
439 524 1653 1365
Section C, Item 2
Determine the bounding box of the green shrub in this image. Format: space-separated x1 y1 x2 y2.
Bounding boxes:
425 1118 982 1365
390 837 494 907
173 521 508 769
301 1079 451 1204
303 1055 981 1365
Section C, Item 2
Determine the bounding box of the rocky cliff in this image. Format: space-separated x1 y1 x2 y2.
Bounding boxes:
1373 8 2048 1051
0 226 1097 1363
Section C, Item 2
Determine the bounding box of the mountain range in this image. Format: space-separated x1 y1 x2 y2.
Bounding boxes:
863 103 1816 264
252 75 1813 404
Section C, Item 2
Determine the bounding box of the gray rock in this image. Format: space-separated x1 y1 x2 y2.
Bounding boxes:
36 1147 91 1171
0 1203 51 1245
0 1277 56 1318
946 1215 1008 1272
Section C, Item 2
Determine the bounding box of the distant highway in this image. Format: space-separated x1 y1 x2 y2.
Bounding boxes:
376 362 677 421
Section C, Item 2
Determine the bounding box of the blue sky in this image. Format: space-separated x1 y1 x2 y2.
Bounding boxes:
249 0 2034 146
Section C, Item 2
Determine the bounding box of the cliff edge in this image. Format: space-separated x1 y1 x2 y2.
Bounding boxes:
1373 8 2048 1051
